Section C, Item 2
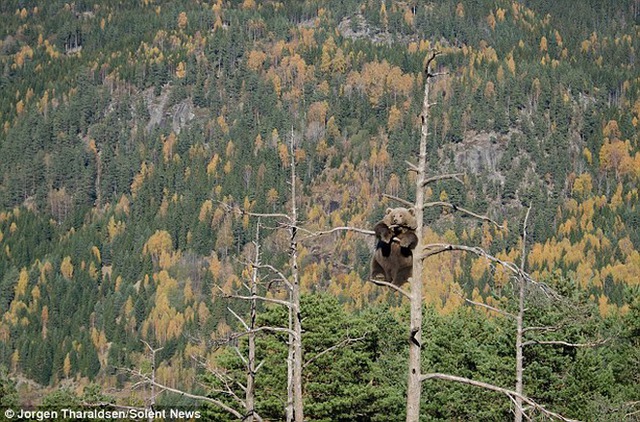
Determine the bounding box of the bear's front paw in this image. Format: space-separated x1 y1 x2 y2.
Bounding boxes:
380 232 393 243
399 239 412 248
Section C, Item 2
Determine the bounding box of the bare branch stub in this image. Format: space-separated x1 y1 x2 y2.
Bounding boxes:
406 160 420 172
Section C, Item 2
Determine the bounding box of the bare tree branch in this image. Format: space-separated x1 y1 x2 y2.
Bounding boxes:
303 334 367 368
368 278 412 299
522 339 608 348
522 325 563 334
421 243 560 299
422 173 464 186
382 193 415 208
424 201 504 228
219 288 298 311
504 395 532 422
233 326 298 340
625 401 640 418
131 369 249 421
452 288 516 319
228 307 250 331
421 373 580 422
297 226 375 241
241 210 292 220
251 263 293 290
422 243 518 271
381 194 503 228
406 160 419 172
460 295 516 319
218 201 291 221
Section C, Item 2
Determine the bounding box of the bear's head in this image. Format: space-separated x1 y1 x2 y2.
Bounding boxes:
383 207 417 230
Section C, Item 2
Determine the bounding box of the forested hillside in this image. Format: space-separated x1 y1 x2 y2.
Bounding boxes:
0 0 639 420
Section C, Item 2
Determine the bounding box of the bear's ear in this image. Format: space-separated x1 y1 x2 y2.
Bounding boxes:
385 208 393 214
408 208 416 216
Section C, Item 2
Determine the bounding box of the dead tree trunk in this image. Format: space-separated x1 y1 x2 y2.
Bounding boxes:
514 207 531 422
141 340 163 422
288 129 304 422
246 221 261 422
405 52 436 422
228 129 304 422
407 50 449 422
423 206 597 422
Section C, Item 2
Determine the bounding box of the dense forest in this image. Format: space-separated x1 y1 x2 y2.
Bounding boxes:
0 0 639 420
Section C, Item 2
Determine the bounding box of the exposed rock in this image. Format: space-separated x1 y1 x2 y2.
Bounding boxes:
145 88 169 133
442 130 513 182
171 99 195 134
145 88 194 134
337 13 394 45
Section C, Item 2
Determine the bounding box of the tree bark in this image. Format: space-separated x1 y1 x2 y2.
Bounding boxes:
289 130 304 422
514 275 525 422
246 221 261 422
515 206 530 422
406 51 438 422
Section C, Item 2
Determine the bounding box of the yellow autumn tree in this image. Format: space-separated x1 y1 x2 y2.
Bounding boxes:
175 61 186 78
247 50 267 71
572 173 593 199
63 353 71 378
487 11 496 30
177 11 188 29
506 53 516 75
61 256 74 280
162 132 177 162
15 267 29 297
599 139 632 180
387 105 402 131
332 48 346 73
143 230 174 269
41 306 49 339
539 35 548 52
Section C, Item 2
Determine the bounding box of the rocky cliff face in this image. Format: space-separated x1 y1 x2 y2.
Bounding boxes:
441 130 513 183
145 88 195 134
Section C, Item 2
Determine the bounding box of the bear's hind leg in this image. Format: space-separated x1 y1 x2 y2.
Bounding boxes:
370 258 386 280
393 266 413 286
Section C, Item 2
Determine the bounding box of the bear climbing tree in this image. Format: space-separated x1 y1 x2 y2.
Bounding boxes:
385 50 580 422
370 207 418 286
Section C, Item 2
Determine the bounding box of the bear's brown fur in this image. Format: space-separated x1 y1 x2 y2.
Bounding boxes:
370 207 418 286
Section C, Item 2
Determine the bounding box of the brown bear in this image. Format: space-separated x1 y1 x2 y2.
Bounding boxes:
370 207 419 286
